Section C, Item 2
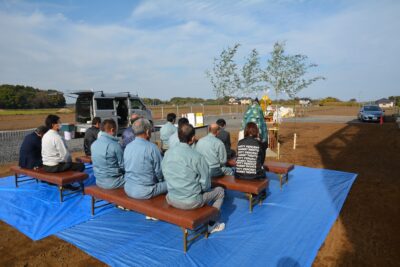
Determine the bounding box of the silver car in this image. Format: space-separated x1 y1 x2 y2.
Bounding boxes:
358 105 384 122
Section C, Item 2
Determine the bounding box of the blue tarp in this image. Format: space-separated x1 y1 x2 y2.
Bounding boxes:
54 166 357 267
0 164 111 240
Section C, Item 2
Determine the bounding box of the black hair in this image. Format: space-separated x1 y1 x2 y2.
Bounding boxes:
166 113 177 123
92 117 101 125
216 118 226 127
178 124 195 143
35 125 48 135
177 117 189 128
101 119 117 132
45 114 60 129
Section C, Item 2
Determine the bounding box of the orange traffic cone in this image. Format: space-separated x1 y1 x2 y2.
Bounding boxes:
380 115 383 125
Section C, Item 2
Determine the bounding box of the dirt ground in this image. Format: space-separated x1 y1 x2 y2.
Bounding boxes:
0 118 399 266
4 106 396 131
0 113 76 131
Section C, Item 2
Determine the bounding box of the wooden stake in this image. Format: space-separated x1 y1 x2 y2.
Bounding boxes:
293 133 297 150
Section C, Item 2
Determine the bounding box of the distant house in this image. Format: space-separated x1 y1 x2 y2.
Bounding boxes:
299 99 311 106
375 98 394 108
240 98 252 105
228 97 239 105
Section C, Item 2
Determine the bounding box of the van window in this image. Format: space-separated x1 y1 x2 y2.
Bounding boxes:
130 99 144 110
96 99 114 110
76 94 92 123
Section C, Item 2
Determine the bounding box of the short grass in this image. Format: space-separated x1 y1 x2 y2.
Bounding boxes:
0 108 73 116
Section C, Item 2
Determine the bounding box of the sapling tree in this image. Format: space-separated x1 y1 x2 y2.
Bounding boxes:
241 49 263 97
206 44 241 98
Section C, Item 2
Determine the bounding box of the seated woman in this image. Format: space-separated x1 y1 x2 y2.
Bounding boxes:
235 122 267 180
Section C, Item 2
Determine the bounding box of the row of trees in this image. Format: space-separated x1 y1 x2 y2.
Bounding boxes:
206 42 325 101
0 84 66 109
142 96 230 106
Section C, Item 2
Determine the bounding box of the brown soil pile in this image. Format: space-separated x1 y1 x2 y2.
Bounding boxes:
1 122 399 266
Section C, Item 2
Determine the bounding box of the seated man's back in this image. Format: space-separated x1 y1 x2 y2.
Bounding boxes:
91 119 125 189
124 118 167 199
162 124 225 233
216 118 235 159
160 113 177 150
196 124 232 178
19 126 47 169
83 117 101 156
163 142 209 206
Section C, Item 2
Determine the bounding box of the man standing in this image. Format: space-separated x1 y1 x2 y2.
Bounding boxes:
241 99 268 146
216 118 235 159
83 117 101 156
19 126 48 169
162 124 225 234
121 114 141 150
42 115 85 173
196 123 233 178
124 118 167 199
159 113 177 151
91 119 125 189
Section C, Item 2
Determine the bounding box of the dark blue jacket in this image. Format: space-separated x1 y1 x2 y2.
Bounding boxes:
19 132 42 169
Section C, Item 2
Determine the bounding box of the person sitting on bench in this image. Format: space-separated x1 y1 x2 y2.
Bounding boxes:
162 124 225 234
196 123 233 178
160 113 177 151
83 117 101 156
42 115 85 173
121 114 141 150
124 118 167 199
167 117 189 149
235 122 267 180
216 118 235 159
19 125 48 169
91 119 125 189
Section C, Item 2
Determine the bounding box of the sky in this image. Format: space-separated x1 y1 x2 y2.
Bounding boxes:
0 0 399 102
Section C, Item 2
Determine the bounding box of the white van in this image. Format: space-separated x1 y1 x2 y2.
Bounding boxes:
72 91 153 136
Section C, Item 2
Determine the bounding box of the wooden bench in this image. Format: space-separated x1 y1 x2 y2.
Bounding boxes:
10 166 88 202
212 176 268 212
75 155 92 164
85 186 219 252
226 159 294 190
264 161 294 189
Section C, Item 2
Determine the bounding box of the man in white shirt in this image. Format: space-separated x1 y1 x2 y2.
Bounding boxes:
42 114 85 173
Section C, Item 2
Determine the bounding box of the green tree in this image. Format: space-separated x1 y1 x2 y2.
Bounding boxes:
241 49 263 97
206 44 241 98
262 42 325 100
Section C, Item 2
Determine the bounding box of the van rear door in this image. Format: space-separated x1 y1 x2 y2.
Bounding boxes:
93 97 119 126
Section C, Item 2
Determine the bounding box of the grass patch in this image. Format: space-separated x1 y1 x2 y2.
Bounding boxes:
0 108 73 115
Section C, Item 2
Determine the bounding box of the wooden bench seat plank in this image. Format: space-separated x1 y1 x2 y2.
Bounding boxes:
212 176 268 195
10 166 88 186
263 161 294 174
10 166 87 202
85 186 218 230
212 176 268 212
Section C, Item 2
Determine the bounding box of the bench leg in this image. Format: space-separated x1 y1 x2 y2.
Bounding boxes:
182 228 188 253
59 186 64 202
247 193 254 213
80 182 85 195
14 173 18 188
204 223 209 239
91 196 95 216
